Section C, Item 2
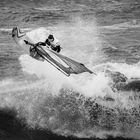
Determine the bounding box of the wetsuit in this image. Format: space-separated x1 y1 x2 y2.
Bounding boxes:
37 38 61 53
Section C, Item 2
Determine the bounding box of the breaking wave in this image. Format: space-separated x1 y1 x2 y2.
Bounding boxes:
1 57 140 139
1 18 140 140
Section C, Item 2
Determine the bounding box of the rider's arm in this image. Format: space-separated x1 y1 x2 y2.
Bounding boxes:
55 45 61 53
51 43 61 53
36 41 50 48
36 42 46 46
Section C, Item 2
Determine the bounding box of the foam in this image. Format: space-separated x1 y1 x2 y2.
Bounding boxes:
2 17 140 139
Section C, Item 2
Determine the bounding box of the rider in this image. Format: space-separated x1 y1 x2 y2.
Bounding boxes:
37 34 61 53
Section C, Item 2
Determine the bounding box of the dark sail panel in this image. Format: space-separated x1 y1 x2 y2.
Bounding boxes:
48 50 93 75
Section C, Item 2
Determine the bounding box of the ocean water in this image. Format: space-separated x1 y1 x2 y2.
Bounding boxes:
1 0 140 140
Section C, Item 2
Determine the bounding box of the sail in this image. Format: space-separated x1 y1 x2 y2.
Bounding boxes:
36 46 93 76
51 50 93 75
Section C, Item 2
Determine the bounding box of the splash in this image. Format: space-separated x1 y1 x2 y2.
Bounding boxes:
18 17 110 97
16 51 140 139
0 72 140 139
2 18 140 139
100 62 140 79
11 18 139 139
17 17 104 64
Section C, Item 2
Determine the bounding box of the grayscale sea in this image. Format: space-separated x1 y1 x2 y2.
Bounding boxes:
0 0 140 140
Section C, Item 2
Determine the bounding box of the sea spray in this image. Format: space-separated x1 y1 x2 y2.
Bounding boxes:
2 18 140 139
1 56 140 139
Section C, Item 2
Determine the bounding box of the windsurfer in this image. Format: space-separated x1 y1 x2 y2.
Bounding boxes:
36 34 61 53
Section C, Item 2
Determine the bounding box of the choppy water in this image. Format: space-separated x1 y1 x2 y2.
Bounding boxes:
1 0 140 140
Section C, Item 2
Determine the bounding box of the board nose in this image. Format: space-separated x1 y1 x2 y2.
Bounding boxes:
12 27 18 38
